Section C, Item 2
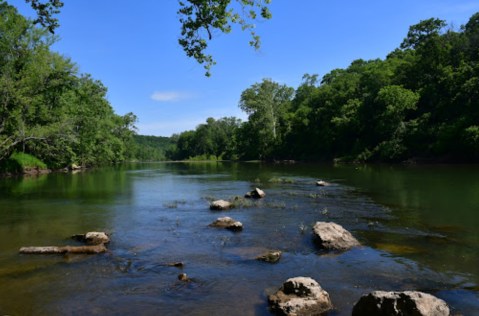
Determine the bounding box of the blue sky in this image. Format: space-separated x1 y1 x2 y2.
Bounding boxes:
12 0 479 136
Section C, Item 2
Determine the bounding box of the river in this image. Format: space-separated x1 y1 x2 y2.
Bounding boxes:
0 162 478 315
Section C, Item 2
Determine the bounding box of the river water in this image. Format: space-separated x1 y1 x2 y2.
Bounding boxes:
0 162 478 315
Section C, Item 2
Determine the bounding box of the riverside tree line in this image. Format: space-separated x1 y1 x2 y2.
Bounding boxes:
168 13 479 162
1 2 478 169
0 2 137 170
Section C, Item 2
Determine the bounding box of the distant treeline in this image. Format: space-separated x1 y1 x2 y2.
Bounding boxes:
131 135 175 161
0 3 136 170
165 13 479 162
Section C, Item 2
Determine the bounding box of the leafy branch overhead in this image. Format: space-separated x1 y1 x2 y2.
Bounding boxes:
25 0 63 33
22 0 272 76
178 0 272 76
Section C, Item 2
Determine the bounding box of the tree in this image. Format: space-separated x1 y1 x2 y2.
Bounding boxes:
178 0 272 76
1 2 137 168
400 18 446 49
25 0 63 33
239 79 294 159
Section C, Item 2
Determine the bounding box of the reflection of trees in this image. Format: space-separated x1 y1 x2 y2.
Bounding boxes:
0 168 134 252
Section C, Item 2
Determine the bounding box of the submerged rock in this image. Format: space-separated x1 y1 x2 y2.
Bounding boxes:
352 291 450 316
312 221 360 251
178 273 191 282
210 199 233 210
245 187 266 199
167 262 184 268
268 277 333 315
256 250 282 263
209 216 243 231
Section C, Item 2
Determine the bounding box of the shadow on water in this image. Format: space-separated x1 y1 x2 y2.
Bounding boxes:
0 162 478 315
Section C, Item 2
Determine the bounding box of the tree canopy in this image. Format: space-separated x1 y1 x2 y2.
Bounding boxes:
0 2 136 169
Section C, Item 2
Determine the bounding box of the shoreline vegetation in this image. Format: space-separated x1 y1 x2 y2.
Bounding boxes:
1 3 478 174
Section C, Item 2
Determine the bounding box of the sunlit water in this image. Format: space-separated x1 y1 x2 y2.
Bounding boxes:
0 162 478 315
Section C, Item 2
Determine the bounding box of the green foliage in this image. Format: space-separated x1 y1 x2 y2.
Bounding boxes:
25 0 63 33
178 0 272 76
168 11 479 163
168 117 241 160
401 18 446 49
0 3 137 169
131 135 174 161
0 152 47 173
238 79 294 159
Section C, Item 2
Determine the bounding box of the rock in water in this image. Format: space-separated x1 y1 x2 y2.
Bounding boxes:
245 188 266 199
312 221 360 251
268 277 333 315
209 200 233 210
72 231 110 245
178 273 191 282
209 216 243 231
352 291 450 316
256 250 282 263
316 180 330 186
84 232 110 245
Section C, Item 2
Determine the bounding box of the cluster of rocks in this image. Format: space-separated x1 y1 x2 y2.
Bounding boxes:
207 181 450 315
19 179 452 315
267 220 450 315
269 277 450 316
208 187 267 232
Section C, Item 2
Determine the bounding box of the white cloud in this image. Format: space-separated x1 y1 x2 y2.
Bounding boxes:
150 91 192 102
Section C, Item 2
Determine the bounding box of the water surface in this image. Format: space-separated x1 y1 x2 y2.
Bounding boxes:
0 162 478 315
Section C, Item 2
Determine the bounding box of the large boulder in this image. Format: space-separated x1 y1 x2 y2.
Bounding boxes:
352 291 450 316
245 187 266 199
312 222 360 251
268 277 333 315
210 199 233 211
209 216 243 231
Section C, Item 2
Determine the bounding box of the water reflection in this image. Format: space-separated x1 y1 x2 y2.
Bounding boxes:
0 162 478 315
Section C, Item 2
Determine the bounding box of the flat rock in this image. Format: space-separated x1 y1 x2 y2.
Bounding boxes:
312 221 360 251
210 199 233 210
209 216 243 231
245 187 266 199
268 277 333 315
352 291 450 316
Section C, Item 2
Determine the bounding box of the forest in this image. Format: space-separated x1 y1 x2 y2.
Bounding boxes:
1 1 478 171
168 13 479 163
0 2 137 172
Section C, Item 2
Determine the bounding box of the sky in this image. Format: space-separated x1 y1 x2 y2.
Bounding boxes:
12 0 479 136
